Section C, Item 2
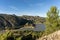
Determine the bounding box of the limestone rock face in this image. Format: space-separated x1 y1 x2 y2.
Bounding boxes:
37 30 60 40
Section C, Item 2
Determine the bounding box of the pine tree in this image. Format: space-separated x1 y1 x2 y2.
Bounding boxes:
45 6 59 32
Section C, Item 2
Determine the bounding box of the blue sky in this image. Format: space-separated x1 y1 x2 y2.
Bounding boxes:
0 0 60 17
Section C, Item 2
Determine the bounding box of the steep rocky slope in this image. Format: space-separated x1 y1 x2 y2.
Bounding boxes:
0 14 31 29
0 14 45 29
37 30 60 40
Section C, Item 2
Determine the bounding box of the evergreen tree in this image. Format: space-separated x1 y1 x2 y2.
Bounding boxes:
46 6 60 32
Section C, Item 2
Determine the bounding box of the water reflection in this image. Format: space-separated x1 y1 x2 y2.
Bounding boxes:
20 24 46 31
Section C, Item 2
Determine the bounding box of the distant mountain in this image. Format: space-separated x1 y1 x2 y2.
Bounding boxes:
0 14 45 29
21 15 45 24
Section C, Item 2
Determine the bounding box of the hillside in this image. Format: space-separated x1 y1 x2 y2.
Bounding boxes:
0 14 45 29
21 15 45 24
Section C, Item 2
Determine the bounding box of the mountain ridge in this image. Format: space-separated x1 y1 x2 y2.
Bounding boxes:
0 14 45 29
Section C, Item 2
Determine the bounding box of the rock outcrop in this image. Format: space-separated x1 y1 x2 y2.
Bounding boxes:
37 30 60 40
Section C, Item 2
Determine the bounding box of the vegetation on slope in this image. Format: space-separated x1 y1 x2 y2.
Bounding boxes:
0 14 45 30
0 30 44 40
